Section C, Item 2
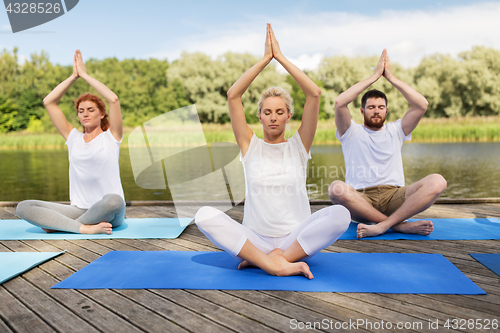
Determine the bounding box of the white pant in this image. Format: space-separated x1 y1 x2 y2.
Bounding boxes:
195 205 350 261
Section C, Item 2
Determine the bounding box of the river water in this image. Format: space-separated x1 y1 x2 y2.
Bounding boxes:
1 142 499 202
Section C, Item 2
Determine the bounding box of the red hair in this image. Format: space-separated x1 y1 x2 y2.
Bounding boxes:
74 93 109 131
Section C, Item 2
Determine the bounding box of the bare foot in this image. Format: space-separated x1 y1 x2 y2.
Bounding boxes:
42 228 58 233
267 249 314 279
391 220 433 235
238 260 256 270
357 223 387 239
79 222 113 235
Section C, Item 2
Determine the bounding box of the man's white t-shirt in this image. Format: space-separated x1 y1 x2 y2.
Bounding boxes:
66 128 125 209
336 119 411 190
241 132 311 237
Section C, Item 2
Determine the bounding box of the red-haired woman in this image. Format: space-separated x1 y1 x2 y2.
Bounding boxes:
16 50 125 235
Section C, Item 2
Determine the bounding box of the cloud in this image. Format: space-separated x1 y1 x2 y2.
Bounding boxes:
144 1 500 69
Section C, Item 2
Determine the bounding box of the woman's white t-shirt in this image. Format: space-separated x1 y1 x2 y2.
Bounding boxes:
66 128 124 209
241 132 311 237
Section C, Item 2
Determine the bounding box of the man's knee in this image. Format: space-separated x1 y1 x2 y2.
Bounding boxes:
426 174 447 195
328 181 352 202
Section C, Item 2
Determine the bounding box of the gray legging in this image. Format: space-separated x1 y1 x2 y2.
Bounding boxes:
16 194 126 233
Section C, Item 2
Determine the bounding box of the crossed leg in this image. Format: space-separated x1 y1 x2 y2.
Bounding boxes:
16 194 125 234
195 205 350 279
328 174 447 238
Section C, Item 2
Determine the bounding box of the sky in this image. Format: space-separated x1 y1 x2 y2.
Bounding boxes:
1 0 500 70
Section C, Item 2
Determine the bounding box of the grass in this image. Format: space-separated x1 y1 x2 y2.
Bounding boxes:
1 116 499 149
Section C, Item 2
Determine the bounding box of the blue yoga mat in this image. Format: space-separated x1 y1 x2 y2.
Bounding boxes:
470 253 500 277
52 251 485 294
340 218 500 240
0 218 192 240
1 252 64 284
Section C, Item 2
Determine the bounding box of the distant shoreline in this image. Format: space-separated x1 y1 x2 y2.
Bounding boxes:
1 117 499 150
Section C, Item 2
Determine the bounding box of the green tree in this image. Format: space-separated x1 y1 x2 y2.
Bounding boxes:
0 95 18 133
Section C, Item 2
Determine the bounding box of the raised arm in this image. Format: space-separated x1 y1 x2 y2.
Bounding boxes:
383 52 428 136
334 50 385 136
226 25 273 156
75 50 123 141
268 25 321 153
42 54 79 140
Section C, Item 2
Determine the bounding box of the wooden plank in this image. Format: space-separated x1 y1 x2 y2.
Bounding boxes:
81 289 189 333
387 293 499 321
150 289 278 333
189 289 313 333
1 208 17 218
3 278 99 333
305 292 433 332
33 241 190 333
261 290 378 333
0 241 36 252
0 286 53 333
0 319 14 333
225 290 416 333
23 264 143 333
118 289 235 333
0 208 17 219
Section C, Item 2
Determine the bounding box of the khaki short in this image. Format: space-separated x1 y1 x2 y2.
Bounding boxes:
356 185 407 216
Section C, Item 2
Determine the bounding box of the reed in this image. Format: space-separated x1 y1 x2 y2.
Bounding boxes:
1 117 499 149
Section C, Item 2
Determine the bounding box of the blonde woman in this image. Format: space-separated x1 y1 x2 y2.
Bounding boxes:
195 24 350 279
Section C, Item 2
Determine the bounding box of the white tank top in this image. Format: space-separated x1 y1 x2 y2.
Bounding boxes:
241 132 311 237
66 128 125 209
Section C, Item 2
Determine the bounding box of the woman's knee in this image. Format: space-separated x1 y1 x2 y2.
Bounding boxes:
16 200 36 219
102 194 125 213
195 206 224 227
329 204 351 231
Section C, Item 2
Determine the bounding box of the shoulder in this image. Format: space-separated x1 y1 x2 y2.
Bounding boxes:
337 120 361 142
103 130 122 144
240 133 259 162
289 131 311 160
384 119 411 141
66 128 82 144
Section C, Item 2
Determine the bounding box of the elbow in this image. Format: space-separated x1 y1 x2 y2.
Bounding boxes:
109 95 119 104
42 96 52 107
334 99 344 111
309 87 321 99
422 98 429 110
226 87 238 100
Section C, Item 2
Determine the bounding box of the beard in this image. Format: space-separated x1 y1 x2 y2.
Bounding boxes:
364 114 386 129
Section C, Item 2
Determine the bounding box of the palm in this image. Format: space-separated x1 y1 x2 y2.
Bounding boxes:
264 24 273 60
75 50 87 75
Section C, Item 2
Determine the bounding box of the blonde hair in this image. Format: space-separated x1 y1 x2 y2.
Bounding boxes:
257 87 294 117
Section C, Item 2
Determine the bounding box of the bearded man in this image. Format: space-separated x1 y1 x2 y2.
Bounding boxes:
328 49 447 238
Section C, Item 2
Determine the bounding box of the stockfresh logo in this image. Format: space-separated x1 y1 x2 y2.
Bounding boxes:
128 105 245 225
4 0 79 33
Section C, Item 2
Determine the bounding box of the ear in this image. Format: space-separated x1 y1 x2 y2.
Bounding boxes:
286 112 291 123
258 112 262 123
385 107 389 115
360 107 365 116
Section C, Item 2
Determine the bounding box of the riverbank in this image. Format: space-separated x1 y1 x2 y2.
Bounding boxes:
1 116 499 149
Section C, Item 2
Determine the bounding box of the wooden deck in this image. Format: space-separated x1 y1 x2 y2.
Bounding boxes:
1 202 499 333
